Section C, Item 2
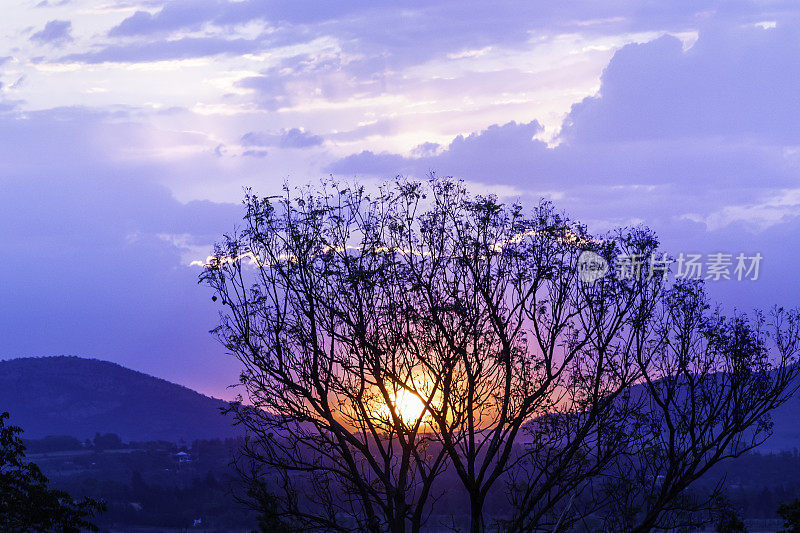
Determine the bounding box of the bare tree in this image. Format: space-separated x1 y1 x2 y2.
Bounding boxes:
202 182 451 532
598 281 800 532
377 181 668 532
202 178 799 533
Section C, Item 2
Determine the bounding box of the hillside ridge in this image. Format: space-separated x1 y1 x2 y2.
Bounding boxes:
0 355 240 442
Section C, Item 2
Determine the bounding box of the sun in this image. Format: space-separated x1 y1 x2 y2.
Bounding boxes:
377 388 430 424
393 390 426 422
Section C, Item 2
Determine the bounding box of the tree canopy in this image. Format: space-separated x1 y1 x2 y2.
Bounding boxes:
0 412 105 532
203 178 800 533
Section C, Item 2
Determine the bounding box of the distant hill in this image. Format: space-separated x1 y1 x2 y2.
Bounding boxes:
763 382 800 452
630 373 800 453
0 356 240 442
0 355 798 451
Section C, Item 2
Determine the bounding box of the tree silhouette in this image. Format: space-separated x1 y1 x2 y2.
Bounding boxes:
599 282 800 532
204 181 451 532
0 412 105 532
778 498 800 532
203 178 799 532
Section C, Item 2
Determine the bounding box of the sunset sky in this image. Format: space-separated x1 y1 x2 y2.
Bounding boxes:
3 0 800 397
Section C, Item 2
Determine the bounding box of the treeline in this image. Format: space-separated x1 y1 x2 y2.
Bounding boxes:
27 434 257 530
18 428 800 528
699 450 800 519
24 432 126 453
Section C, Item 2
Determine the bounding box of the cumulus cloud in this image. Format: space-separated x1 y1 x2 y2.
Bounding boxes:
242 127 323 149
9 0 800 391
243 148 268 158
329 22 800 234
233 48 370 111
560 24 800 143
329 120 548 178
106 1 420 38
323 20 800 315
30 20 73 46
278 127 324 148
411 142 440 157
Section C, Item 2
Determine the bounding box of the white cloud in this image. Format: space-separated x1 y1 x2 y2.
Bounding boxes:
683 189 800 231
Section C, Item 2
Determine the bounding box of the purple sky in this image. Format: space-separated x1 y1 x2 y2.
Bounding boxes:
2 1 799 398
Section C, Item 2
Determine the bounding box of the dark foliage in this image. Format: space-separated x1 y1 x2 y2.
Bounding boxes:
247 477 300 533
23 435 83 454
0 412 104 532
202 178 800 533
93 432 124 451
712 495 747 532
778 498 800 532
31 435 257 530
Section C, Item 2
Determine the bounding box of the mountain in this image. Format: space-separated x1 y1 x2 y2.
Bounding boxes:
1 355 798 451
0 356 241 442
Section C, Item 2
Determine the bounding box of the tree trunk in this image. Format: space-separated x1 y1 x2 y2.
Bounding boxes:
389 492 406 533
469 493 486 533
389 519 406 533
